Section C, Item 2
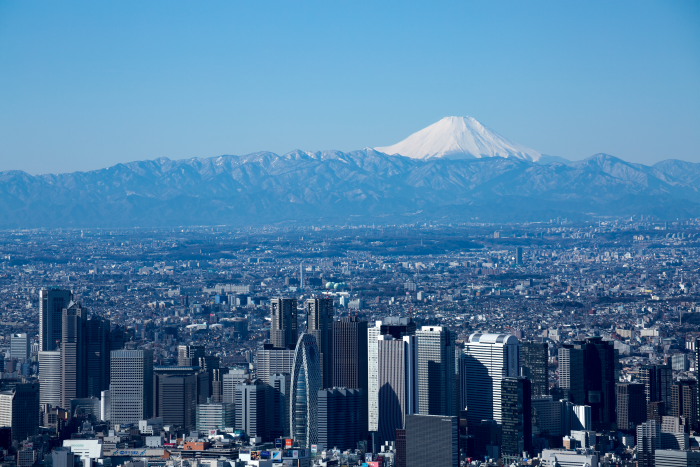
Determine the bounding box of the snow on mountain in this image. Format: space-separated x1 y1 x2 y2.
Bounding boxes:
375 116 542 162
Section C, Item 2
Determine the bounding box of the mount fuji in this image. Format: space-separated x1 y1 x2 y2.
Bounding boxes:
375 116 542 162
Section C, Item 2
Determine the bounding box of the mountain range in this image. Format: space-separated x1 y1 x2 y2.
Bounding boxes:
1 117 699 228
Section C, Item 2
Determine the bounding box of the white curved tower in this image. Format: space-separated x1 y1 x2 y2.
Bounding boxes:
289 333 322 448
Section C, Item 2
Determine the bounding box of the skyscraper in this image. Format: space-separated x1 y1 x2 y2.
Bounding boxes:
268 372 290 439
38 350 62 408
616 382 646 432
520 341 549 397
289 333 322 448
332 317 368 391
196 402 234 432
637 419 660 467
558 344 585 404
377 335 417 443
582 337 616 430
501 377 532 458
306 298 334 388
110 349 153 425
415 326 457 417
671 380 698 430
39 288 73 352
10 333 29 363
0 383 40 442
235 378 269 441
641 364 673 414
61 302 87 409
270 298 298 350
153 367 198 431
318 387 363 451
462 333 519 424
255 347 294 385
86 316 111 398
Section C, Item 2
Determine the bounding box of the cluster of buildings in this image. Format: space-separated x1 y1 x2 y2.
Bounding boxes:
0 220 698 465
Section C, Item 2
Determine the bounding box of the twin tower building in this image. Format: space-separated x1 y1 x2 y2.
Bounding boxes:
266 297 523 455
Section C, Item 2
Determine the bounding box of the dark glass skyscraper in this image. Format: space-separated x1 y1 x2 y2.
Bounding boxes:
61 302 87 409
306 298 334 388
39 288 73 352
332 317 368 391
520 341 548 397
271 298 298 350
501 377 532 458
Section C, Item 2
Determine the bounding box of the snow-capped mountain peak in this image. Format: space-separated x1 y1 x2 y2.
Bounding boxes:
375 116 542 161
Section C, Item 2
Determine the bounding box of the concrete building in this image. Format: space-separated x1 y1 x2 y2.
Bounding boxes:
377 335 416 443
109 349 153 425
235 378 269 441
10 333 29 363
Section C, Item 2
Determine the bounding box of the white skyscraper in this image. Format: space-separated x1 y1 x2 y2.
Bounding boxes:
367 321 382 432
10 333 29 362
38 350 62 407
462 333 519 424
415 326 456 416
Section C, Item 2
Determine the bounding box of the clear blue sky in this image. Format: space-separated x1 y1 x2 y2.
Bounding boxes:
1 1 698 174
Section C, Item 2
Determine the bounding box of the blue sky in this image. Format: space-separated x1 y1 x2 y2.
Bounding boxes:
1 1 698 174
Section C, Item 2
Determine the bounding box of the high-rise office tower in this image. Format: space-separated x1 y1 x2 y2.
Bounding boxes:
38 350 62 408
377 335 417 443
10 333 29 363
61 302 87 409
367 317 417 435
641 364 673 414
39 288 73 352
637 419 660 467
501 377 532 458
85 316 110 398
0 383 40 442
616 382 646 432
109 349 153 425
268 373 290 439
255 347 294 385
235 378 269 441
416 326 456 417
520 341 549 397
404 414 458 467
671 380 698 429
270 298 298 350
318 387 363 451
582 337 616 430
462 333 519 424
306 298 334 388
368 321 382 434
153 367 198 431
332 317 368 391
289 333 322 448
558 344 585 404
222 367 251 406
